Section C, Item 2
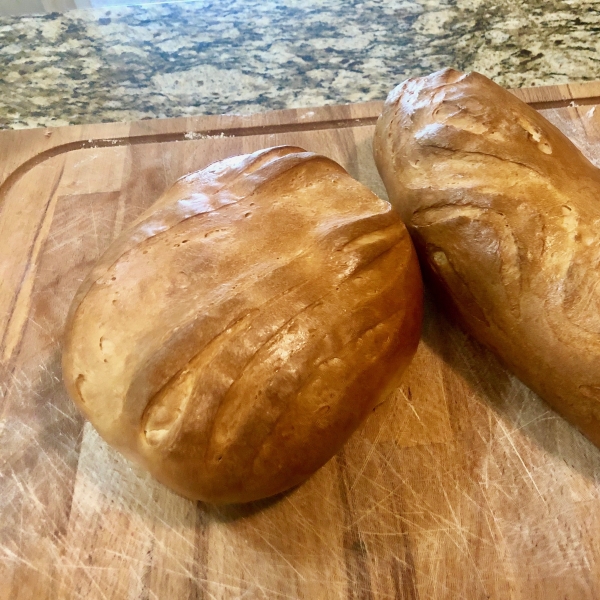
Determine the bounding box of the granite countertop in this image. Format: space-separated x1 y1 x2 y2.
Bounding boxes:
1 0 599 130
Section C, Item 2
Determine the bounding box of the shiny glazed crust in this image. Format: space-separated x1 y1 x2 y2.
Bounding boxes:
374 68 600 448
62 146 423 503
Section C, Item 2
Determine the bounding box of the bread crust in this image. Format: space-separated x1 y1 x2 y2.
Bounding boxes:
374 68 600 447
62 146 423 503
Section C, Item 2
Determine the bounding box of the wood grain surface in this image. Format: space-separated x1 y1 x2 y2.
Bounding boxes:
1 81 600 600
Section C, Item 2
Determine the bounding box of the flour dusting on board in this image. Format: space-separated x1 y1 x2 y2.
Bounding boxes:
184 131 229 140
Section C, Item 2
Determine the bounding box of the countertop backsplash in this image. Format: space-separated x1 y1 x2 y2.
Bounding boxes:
1 0 599 129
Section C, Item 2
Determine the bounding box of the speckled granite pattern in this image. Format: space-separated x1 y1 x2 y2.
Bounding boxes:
1 0 600 129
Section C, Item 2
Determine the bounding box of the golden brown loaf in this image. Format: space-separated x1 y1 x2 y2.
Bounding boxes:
374 68 600 448
62 146 423 503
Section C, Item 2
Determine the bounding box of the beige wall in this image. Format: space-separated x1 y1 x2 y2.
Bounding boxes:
0 0 193 15
45 0 93 10
89 1 190 6
0 0 92 15
1 0 45 15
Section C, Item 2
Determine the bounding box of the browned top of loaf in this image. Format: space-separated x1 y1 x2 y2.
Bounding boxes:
378 69 600 220
374 68 600 445
63 146 422 502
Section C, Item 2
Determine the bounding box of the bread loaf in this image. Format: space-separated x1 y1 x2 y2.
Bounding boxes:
62 146 423 503
374 68 600 447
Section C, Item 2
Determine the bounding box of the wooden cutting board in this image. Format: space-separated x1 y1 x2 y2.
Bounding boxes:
2 80 600 600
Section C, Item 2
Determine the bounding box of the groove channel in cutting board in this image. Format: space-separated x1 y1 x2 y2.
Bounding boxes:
1 82 600 600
